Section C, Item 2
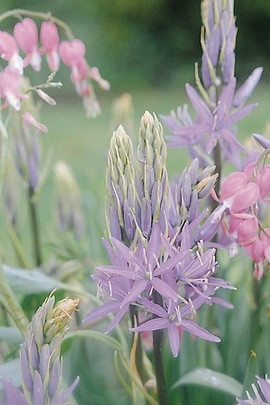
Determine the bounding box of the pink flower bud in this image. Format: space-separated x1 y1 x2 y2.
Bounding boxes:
22 112 48 133
40 22 60 72
59 39 85 67
13 18 41 71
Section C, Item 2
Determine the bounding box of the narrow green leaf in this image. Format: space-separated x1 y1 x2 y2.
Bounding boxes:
242 350 259 398
0 358 21 388
2 265 94 299
0 326 23 345
171 367 243 398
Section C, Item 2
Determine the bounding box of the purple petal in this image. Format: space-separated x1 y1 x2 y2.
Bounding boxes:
155 251 185 276
210 297 234 309
39 345 50 381
140 297 168 318
20 345 33 392
185 84 212 122
168 323 180 357
83 300 121 324
151 277 178 302
33 371 44 405
233 67 263 107
227 103 257 126
106 304 130 333
182 320 221 342
48 358 61 398
61 376 80 402
174 123 210 137
257 376 270 402
120 279 148 308
96 265 134 279
2 380 27 405
253 133 270 150
217 77 236 121
131 318 169 332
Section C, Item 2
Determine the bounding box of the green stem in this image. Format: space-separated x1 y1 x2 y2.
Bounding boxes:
7 223 31 269
0 9 74 40
28 187 42 267
250 276 263 351
129 305 147 383
0 120 28 335
152 291 168 405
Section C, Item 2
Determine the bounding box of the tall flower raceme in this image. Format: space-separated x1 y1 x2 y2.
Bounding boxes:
84 112 234 362
237 375 270 405
2 295 79 405
0 12 109 117
162 0 263 170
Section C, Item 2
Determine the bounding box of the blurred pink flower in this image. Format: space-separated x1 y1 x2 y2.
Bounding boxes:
13 18 41 71
0 66 26 110
40 21 60 71
59 39 85 68
22 112 48 133
0 31 23 74
229 215 258 245
245 229 270 279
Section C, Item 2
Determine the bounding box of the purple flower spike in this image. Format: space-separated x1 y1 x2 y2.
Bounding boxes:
3 296 79 405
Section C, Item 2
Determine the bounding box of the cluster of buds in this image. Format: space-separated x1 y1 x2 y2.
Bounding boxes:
54 161 84 239
3 295 79 404
85 112 234 358
201 0 236 87
162 0 262 169
212 151 270 279
0 15 109 117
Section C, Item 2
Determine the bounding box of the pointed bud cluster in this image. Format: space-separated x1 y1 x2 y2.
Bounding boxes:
137 112 169 238
201 0 236 87
170 159 217 226
3 295 79 404
54 161 84 239
106 125 137 243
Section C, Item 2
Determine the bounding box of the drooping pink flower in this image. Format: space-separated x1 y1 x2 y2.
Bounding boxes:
22 112 48 133
243 162 270 201
13 18 41 71
40 21 60 72
89 67 110 90
211 171 260 222
245 229 270 280
0 66 26 110
229 214 258 245
59 39 85 68
0 31 23 74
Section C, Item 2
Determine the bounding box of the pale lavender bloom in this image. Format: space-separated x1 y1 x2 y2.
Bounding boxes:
163 78 256 167
234 68 263 107
84 222 234 357
237 375 270 404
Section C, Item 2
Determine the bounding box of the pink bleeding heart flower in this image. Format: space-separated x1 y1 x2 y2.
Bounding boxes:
71 59 89 84
211 171 259 222
22 112 48 133
88 67 110 90
256 166 270 200
229 214 258 245
59 39 85 68
13 18 41 71
0 31 23 74
245 229 270 280
40 21 60 72
0 66 27 110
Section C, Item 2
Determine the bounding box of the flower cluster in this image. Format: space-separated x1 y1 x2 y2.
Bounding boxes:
85 112 234 357
0 16 109 117
3 295 79 405
162 0 262 168
237 375 270 405
212 151 270 279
